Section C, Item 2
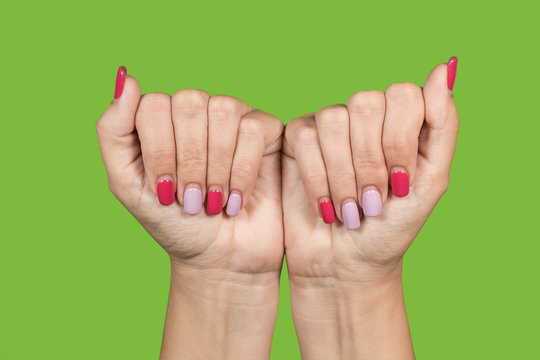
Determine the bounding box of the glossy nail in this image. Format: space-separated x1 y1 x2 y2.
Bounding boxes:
447 56 458 91
391 170 409 197
157 178 175 206
114 66 127 99
207 186 223 215
226 190 242 217
342 199 360 230
183 184 202 215
319 198 335 224
362 188 382 217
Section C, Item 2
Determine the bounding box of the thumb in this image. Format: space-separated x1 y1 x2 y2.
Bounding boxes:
416 57 460 194
96 66 142 194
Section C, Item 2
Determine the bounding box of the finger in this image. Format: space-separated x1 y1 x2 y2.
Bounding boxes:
135 93 176 206
315 105 360 229
284 115 335 224
171 89 210 214
382 82 424 198
96 67 142 196
206 95 249 215
227 110 283 216
417 57 460 197
347 90 388 217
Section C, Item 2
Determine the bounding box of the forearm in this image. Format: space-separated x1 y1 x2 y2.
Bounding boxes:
289 261 414 360
160 260 280 360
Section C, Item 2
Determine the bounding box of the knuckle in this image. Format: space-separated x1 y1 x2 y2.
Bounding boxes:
138 93 171 113
331 166 356 181
209 95 245 116
352 156 384 172
295 126 319 147
145 147 176 166
232 159 257 182
316 105 349 134
317 105 349 124
304 171 327 189
238 118 263 139
179 148 206 170
353 159 387 182
172 89 209 112
284 118 301 140
347 90 385 114
385 82 422 101
383 136 416 156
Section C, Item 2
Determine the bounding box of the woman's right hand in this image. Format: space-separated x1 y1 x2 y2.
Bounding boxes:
96 68 285 359
96 68 284 273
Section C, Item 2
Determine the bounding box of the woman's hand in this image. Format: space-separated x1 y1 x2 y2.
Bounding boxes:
282 59 459 359
96 68 284 359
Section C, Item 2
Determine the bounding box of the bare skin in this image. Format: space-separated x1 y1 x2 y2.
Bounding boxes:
96 60 458 359
282 62 459 359
97 80 284 359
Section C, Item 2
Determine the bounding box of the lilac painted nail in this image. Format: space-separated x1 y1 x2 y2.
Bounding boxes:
226 191 242 217
183 184 202 215
342 200 360 230
362 189 382 217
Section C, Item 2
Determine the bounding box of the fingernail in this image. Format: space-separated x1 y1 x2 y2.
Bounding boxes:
391 169 409 197
226 190 242 217
114 66 127 99
447 56 458 91
362 188 382 217
342 199 360 230
183 184 202 215
207 186 223 215
319 198 335 224
157 178 175 206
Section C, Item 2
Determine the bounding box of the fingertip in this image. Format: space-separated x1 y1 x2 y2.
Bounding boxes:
390 168 410 198
207 185 223 215
318 197 335 224
226 190 242 217
112 65 141 104
113 66 127 99
447 56 458 91
121 75 141 102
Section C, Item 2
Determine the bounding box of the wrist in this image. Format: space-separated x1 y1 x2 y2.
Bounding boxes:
289 260 414 359
160 259 280 360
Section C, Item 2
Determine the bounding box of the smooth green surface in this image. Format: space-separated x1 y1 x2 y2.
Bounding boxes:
1 0 538 358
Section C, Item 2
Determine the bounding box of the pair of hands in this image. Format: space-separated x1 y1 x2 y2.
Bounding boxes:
96 58 459 359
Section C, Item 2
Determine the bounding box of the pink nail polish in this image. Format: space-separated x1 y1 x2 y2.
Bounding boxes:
447 57 458 91
114 66 127 99
207 186 223 215
391 170 409 197
319 198 335 224
157 179 175 206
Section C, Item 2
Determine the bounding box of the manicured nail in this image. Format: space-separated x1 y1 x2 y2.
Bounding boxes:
157 178 175 206
226 190 242 217
114 66 127 99
319 198 335 224
207 186 223 215
183 184 202 215
342 199 360 230
391 169 409 197
362 187 382 217
447 56 458 91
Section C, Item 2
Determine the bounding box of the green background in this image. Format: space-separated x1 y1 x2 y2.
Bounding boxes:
1 0 538 358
